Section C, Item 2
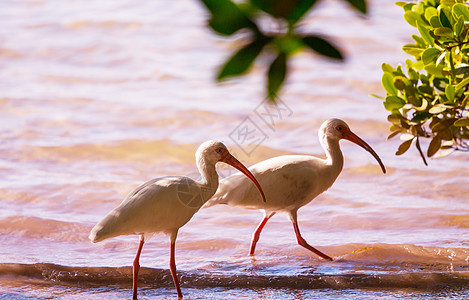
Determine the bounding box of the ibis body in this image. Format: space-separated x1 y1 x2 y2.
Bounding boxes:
89 140 266 299
205 119 386 260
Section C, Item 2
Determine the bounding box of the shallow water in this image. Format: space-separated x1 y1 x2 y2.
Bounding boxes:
1 0 468 299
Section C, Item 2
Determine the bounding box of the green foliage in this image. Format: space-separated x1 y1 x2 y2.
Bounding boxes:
379 0 469 164
199 0 367 100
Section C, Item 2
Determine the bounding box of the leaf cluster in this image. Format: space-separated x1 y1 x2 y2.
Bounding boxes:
200 0 367 100
378 0 469 164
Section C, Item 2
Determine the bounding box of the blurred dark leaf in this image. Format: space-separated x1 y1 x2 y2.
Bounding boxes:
275 35 304 54
302 35 344 60
267 52 287 100
343 0 367 14
250 0 319 25
217 37 269 80
201 0 256 35
288 0 319 24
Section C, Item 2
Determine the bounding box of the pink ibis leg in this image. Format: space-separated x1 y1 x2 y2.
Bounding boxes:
169 233 183 299
133 239 144 300
292 220 333 261
249 212 275 256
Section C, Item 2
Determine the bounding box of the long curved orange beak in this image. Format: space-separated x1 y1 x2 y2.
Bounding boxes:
343 130 386 174
219 152 266 202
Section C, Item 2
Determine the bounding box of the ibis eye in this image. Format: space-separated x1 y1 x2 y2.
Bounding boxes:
337 126 343 131
216 148 222 153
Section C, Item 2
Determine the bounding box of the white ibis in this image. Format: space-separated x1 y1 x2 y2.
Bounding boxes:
89 140 266 299
204 119 386 261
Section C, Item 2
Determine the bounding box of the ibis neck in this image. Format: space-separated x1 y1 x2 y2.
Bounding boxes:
321 134 344 173
196 159 219 201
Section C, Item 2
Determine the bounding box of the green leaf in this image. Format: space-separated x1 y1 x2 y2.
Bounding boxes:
422 48 441 65
425 6 438 22
402 45 425 56
381 63 395 73
412 34 427 46
201 0 255 35
396 138 414 155
393 76 410 90
396 2 408 8
433 77 448 91
438 6 453 28
402 3 415 11
455 65 469 75
424 63 444 77
414 99 428 111
454 118 469 127
411 111 430 123
384 96 406 111
453 16 464 37
302 36 343 60
429 104 447 114
382 72 398 96
418 85 434 95
388 113 404 125
434 27 453 37
445 84 455 102
456 76 469 89
343 0 367 14
404 11 421 27
453 3 469 22
429 15 443 28
217 37 269 80
267 52 287 99
427 136 441 157
417 22 435 46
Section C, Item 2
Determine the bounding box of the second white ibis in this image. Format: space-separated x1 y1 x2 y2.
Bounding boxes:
204 119 386 261
89 140 266 299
